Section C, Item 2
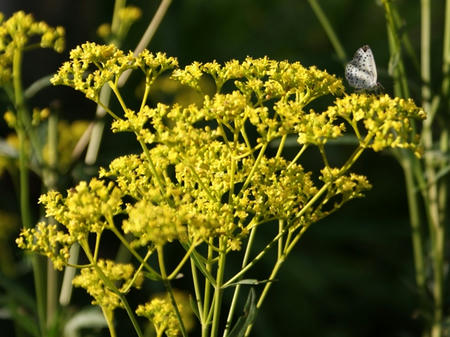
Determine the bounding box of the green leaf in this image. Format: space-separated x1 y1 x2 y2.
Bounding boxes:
189 294 201 320
143 269 162 281
181 242 216 287
227 288 258 337
223 278 272 289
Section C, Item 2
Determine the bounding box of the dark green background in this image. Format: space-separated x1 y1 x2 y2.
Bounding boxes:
0 1 437 336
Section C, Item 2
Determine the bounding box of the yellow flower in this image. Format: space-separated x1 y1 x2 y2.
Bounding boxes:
0 11 65 85
136 290 195 337
73 259 142 312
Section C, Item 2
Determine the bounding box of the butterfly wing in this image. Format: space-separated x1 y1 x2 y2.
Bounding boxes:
345 45 378 89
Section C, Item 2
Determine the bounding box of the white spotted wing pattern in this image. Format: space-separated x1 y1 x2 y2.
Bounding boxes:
345 45 378 90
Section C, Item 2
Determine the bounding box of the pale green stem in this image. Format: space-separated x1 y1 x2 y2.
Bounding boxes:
111 0 126 34
157 246 188 337
420 1 444 336
421 0 432 113
81 241 144 337
211 239 226 337
383 0 410 98
118 0 173 87
190 257 205 323
438 0 450 233
168 241 199 280
239 143 268 194
307 0 347 64
202 241 214 337
287 144 308 169
223 226 285 287
275 135 287 158
13 48 47 337
138 139 167 196
442 0 450 97
277 219 284 259
222 224 258 337
85 87 111 165
123 250 152 293
101 307 117 337
109 224 160 277
45 113 59 329
399 153 426 303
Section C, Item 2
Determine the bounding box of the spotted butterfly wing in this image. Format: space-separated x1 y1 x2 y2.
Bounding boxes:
345 45 378 90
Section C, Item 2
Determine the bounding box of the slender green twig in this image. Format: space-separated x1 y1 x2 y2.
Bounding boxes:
81 241 144 337
223 224 258 337
307 0 347 64
210 238 226 337
157 246 188 337
13 48 47 337
118 0 173 87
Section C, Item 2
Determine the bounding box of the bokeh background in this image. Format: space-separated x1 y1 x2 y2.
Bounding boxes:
0 1 436 336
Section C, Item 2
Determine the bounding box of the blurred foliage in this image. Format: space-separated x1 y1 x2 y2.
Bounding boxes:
0 0 433 336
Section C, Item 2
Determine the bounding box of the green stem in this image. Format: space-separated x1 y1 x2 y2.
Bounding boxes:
383 0 410 98
45 113 59 329
307 0 347 64
190 257 205 323
118 0 174 87
239 143 268 195
109 225 160 277
111 0 126 36
168 241 199 280
202 241 214 337
13 48 47 337
157 246 188 337
400 153 426 300
421 0 432 113
101 307 117 337
81 242 144 337
211 239 226 337
222 225 258 337
275 135 287 158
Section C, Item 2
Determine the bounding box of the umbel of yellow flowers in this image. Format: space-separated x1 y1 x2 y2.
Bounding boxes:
16 41 425 337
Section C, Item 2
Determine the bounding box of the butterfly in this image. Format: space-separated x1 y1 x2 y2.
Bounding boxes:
345 45 380 90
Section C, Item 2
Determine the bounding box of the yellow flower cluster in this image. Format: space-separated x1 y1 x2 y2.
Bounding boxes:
136 291 194 337
38 178 123 240
51 42 177 101
327 93 426 154
72 259 143 312
16 222 74 270
19 43 426 275
0 11 65 85
97 6 142 42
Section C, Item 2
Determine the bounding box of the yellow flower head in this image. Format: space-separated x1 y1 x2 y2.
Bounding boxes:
73 259 143 312
136 290 194 337
327 93 426 155
0 11 65 85
39 178 123 241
